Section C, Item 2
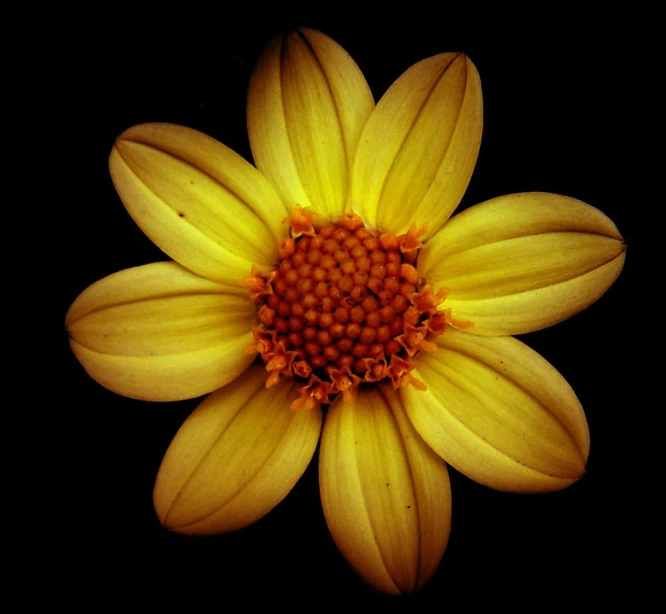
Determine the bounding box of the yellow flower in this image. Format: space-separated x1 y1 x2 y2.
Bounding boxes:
65 29 625 594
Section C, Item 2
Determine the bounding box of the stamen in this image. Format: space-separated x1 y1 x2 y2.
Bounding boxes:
278 238 296 259
326 366 361 403
340 212 364 231
398 224 428 264
388 355 427 390
245 213 465 406
242 266 276 302
283 205 317 238
410 286 448 312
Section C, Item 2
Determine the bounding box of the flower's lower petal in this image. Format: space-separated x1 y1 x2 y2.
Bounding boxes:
109 123 288 285
351 53 482 237
66 262 256 401
154 366 322 535
403 329 589 493
248 28 374 220
319 386 451 595
419 193 626 335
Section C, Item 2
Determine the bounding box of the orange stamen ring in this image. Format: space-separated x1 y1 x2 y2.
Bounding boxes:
243 212 459 408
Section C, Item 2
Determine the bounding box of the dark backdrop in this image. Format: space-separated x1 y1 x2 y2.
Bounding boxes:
60 13 634 607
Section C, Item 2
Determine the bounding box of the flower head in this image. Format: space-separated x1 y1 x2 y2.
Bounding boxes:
65 28 625 594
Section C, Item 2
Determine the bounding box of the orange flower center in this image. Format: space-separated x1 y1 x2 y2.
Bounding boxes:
243 207 459 410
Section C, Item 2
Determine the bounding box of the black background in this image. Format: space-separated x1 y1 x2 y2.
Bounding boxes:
59 12 636 607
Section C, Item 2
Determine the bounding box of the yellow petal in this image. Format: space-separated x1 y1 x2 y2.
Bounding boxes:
319 386 451 594
66 262 256 401
247 28 374 220
403 329 589 493
351 53 482 238
154 366 322 535
419 192 626 335
109 122 288 285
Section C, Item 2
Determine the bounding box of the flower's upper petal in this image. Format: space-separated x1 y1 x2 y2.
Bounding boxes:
351 53 482 238
402 329 589 493
247 28 374 220
419 192 626 335
319 386 451 595
66 262 256 401
154 366 322 535
109 123 288 285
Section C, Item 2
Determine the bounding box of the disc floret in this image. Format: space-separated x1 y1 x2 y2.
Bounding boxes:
244 207 460 409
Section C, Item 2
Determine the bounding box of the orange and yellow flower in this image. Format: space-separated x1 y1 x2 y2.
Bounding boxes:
65 29 625 594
